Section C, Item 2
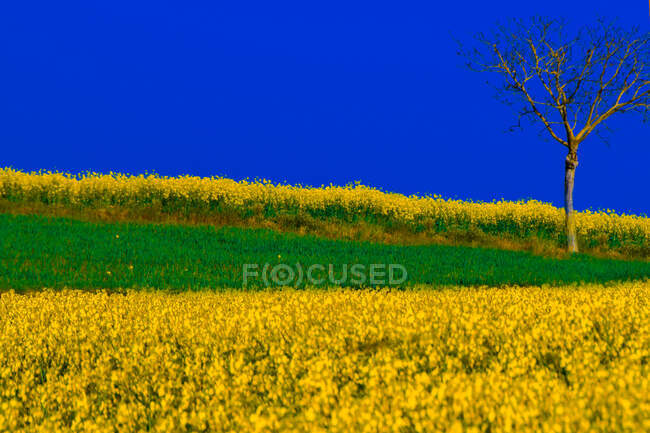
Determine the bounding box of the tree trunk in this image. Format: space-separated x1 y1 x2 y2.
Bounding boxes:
564 151 579 253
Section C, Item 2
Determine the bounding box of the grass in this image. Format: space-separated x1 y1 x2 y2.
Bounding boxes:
1 199 644 260
2 168 649 259
1 213 649 291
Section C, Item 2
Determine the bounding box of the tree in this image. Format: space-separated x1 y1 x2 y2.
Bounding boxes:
459 17 650 253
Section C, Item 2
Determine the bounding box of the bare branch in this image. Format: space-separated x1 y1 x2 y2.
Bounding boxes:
458 17 650 147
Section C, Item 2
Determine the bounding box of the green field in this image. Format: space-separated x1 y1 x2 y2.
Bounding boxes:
1 213 649 291
3 168 650 259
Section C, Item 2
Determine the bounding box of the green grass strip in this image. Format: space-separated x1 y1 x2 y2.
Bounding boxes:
0 213 649 290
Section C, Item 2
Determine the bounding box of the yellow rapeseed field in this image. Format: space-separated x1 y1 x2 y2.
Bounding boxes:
1 168 649 247
1 285 648 432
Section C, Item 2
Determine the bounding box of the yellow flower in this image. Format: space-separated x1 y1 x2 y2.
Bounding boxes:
0 283 647 432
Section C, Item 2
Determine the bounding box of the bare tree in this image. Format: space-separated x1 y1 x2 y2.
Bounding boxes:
459 17 650 253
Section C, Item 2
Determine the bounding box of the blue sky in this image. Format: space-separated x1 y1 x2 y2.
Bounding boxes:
1 1 649 214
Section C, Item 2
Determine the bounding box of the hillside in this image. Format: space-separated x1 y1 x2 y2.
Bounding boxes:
1 168 649 259
2 213 649 291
